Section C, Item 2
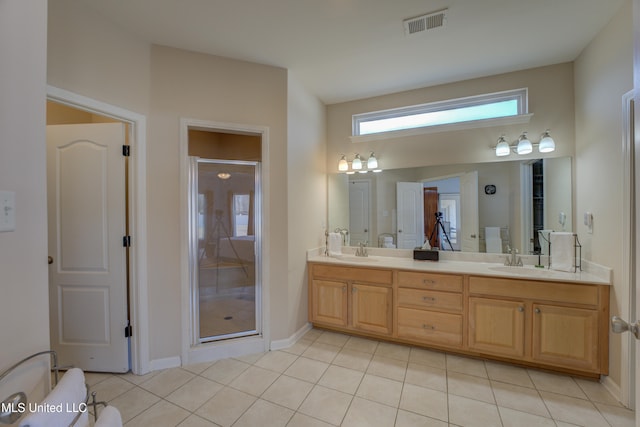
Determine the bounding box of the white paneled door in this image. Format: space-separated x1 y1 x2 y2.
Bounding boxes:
47 123 129 373
349 180 370 246
460 171 479 252
396 181 424 249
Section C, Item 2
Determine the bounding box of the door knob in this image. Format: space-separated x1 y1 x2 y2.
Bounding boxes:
611 316 640 339
48 256 53 265
470 234 477 238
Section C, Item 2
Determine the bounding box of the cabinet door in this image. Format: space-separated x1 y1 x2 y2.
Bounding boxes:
351 283 392 335
532 304 599 372
468 297 525 358
311 279 348 327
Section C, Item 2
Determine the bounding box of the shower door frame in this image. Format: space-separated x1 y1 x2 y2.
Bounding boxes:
180 118 269 366
188 158 263 344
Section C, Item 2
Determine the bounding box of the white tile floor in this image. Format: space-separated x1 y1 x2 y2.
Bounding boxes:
86 329 635 427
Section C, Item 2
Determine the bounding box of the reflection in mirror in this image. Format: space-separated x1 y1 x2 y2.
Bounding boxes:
328 157 572 254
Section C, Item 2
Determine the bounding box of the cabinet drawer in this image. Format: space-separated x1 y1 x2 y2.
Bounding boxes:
397 271 463 292
468 276 598 306
397 288 463 313
311 264 393 285
397 307 462 347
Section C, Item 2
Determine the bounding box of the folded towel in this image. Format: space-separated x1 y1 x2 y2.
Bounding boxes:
328 232 342 256
485 238 502 253
550 232 575 272
484 227 501 239
95 406 123 427
20 368 87 427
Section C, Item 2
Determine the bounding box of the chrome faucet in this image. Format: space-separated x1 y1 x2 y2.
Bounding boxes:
504 246 523 267
355 241 368 257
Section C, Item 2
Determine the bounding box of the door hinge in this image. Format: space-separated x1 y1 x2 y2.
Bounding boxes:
122 145 130 157
125 324 133 338
123 236 131 247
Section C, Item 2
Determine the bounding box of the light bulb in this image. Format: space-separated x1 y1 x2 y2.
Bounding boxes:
516 132 532 155
351 154 362 170
538 130 556 153
495 136 511 157
367 152 378 169
338 155 349 172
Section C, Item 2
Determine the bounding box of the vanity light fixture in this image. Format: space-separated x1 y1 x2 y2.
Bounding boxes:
217 172 231 180
367 152 378 169
493 130 556 157
495 135 511 157
337 152 382 174
351 154 363 170
338 155 349 172
538 130 556 153
516 132 532 155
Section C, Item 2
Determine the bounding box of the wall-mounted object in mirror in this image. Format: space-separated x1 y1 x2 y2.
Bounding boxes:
328 157 572 255
484 184 496 195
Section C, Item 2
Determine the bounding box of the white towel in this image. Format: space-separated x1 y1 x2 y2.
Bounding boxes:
95 406 123 427
20 368 87 427
484 227 502 253
328 232 342 256
550 232 575 272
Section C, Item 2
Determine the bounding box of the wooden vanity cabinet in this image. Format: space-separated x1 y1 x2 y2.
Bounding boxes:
308 261 609 377
309 263 393 336
396 271 464 348
468 276 608 374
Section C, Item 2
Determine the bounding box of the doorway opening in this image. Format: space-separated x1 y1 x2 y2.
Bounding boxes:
182 120 267 363
45 92 147 373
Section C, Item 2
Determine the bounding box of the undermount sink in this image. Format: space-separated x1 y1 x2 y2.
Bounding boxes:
331 255 378 263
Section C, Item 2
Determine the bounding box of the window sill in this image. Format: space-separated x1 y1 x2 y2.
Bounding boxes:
350 113 533 144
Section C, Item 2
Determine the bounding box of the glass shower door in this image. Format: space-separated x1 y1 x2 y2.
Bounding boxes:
190 159 260 343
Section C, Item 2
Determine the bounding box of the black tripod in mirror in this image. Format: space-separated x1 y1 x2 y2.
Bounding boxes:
428 212 454 251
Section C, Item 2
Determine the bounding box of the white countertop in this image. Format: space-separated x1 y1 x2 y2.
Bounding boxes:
307 248 611 285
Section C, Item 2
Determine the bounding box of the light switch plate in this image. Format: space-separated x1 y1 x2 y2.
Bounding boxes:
0 191 16 232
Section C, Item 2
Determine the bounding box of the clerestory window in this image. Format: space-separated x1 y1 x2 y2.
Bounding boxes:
352 88 528 137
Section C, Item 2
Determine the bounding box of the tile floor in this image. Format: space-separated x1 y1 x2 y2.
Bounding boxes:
86 329 635 427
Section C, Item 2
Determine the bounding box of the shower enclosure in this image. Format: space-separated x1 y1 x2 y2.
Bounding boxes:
188 158 261 343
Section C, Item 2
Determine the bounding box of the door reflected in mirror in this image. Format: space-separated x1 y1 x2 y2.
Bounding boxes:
328 157 572 255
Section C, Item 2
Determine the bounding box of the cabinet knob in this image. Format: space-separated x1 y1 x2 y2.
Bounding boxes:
535 308 541 314
342 286 347 291
517 306 524 312
352 287 357 293
422 296 436 302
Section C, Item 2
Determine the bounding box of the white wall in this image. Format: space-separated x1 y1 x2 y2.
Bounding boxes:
286 74 327 338
47 1 295 367
574 0 632 398
0 0 50 404
327 63 575 172
148 45 288 358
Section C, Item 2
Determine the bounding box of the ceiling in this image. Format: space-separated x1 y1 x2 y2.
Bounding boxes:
78 0 625 104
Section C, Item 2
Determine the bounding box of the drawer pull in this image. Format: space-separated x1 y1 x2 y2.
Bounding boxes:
422 296 436 302
423 279 436 284
422 324 436 330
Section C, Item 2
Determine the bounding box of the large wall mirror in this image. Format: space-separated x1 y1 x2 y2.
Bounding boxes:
328 157 572 255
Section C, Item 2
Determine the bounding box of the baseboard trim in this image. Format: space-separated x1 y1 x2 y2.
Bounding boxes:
270 323 312 351
149 356 181 372
600 375 626 407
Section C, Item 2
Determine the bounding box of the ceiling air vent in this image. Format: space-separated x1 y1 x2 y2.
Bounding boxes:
403 9 447 36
